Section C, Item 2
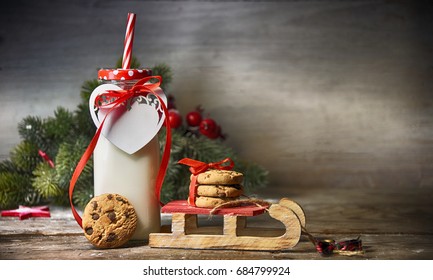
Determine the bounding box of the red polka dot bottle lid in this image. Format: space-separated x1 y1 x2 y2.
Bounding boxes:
98 68 152 81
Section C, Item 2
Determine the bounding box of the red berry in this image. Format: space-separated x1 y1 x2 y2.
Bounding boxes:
167 109 182 129
207 125 221 139
199 118 218 138
186 111 202 127
167 95 176 110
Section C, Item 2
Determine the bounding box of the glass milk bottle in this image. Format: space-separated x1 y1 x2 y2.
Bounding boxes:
91 68 163 240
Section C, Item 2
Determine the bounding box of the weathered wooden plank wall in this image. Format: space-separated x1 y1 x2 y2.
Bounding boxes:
1 0 432 191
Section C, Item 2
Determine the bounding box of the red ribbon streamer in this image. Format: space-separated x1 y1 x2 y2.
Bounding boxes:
69 76 171 228
188 175 198 206
178 158 234 206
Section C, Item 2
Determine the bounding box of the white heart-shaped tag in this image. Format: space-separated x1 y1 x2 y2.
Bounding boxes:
89 84 167 154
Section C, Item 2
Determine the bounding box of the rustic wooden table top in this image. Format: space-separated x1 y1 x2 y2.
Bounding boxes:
1 184 432 260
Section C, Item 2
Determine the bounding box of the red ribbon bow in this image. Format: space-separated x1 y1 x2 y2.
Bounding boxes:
94 76 162 110
178 158 234 175
69 75 171 228
178 158 234 206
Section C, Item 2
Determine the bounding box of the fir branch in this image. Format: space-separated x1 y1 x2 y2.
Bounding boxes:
41 107 75 157
0 172 33 209
0 160 18 174
44 107 75 142
24 190 46 206
151 63 173 91
74 102 96 140
17 108 76 159
72 185 93 209
32 162 62 200
183 135 236 162
17 116 47 150
77 79 100 139
80 79 101 103
10 141 41 173
236 160 269 194
55 137 93 191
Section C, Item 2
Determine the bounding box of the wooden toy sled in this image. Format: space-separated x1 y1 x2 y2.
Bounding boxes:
149 198 306 251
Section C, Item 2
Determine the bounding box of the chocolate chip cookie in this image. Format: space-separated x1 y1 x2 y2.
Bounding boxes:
82 193 137 249
196 169 244 185
197 184 243 198
195 196 238 208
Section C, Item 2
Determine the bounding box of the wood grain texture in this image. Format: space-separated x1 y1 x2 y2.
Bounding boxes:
160 200 268 216
149 201 302 251
1 184 433 259
1 232 432 260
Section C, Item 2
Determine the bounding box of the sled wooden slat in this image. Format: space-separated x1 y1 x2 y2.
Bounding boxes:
149 199 304 251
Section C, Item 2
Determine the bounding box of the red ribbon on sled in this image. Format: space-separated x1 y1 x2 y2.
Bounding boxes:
178 158 234 206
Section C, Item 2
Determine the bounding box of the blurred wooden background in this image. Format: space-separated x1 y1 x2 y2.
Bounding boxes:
1 0 433 192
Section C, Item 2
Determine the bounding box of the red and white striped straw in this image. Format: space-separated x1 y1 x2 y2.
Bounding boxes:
122 13 136 69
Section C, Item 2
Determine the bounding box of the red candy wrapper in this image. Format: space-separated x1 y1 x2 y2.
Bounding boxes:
315 236 363 256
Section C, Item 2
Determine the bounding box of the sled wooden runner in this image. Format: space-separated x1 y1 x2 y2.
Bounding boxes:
149 198 306 251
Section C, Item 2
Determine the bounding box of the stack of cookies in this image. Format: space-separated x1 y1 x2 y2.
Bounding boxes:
193 169 244 208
